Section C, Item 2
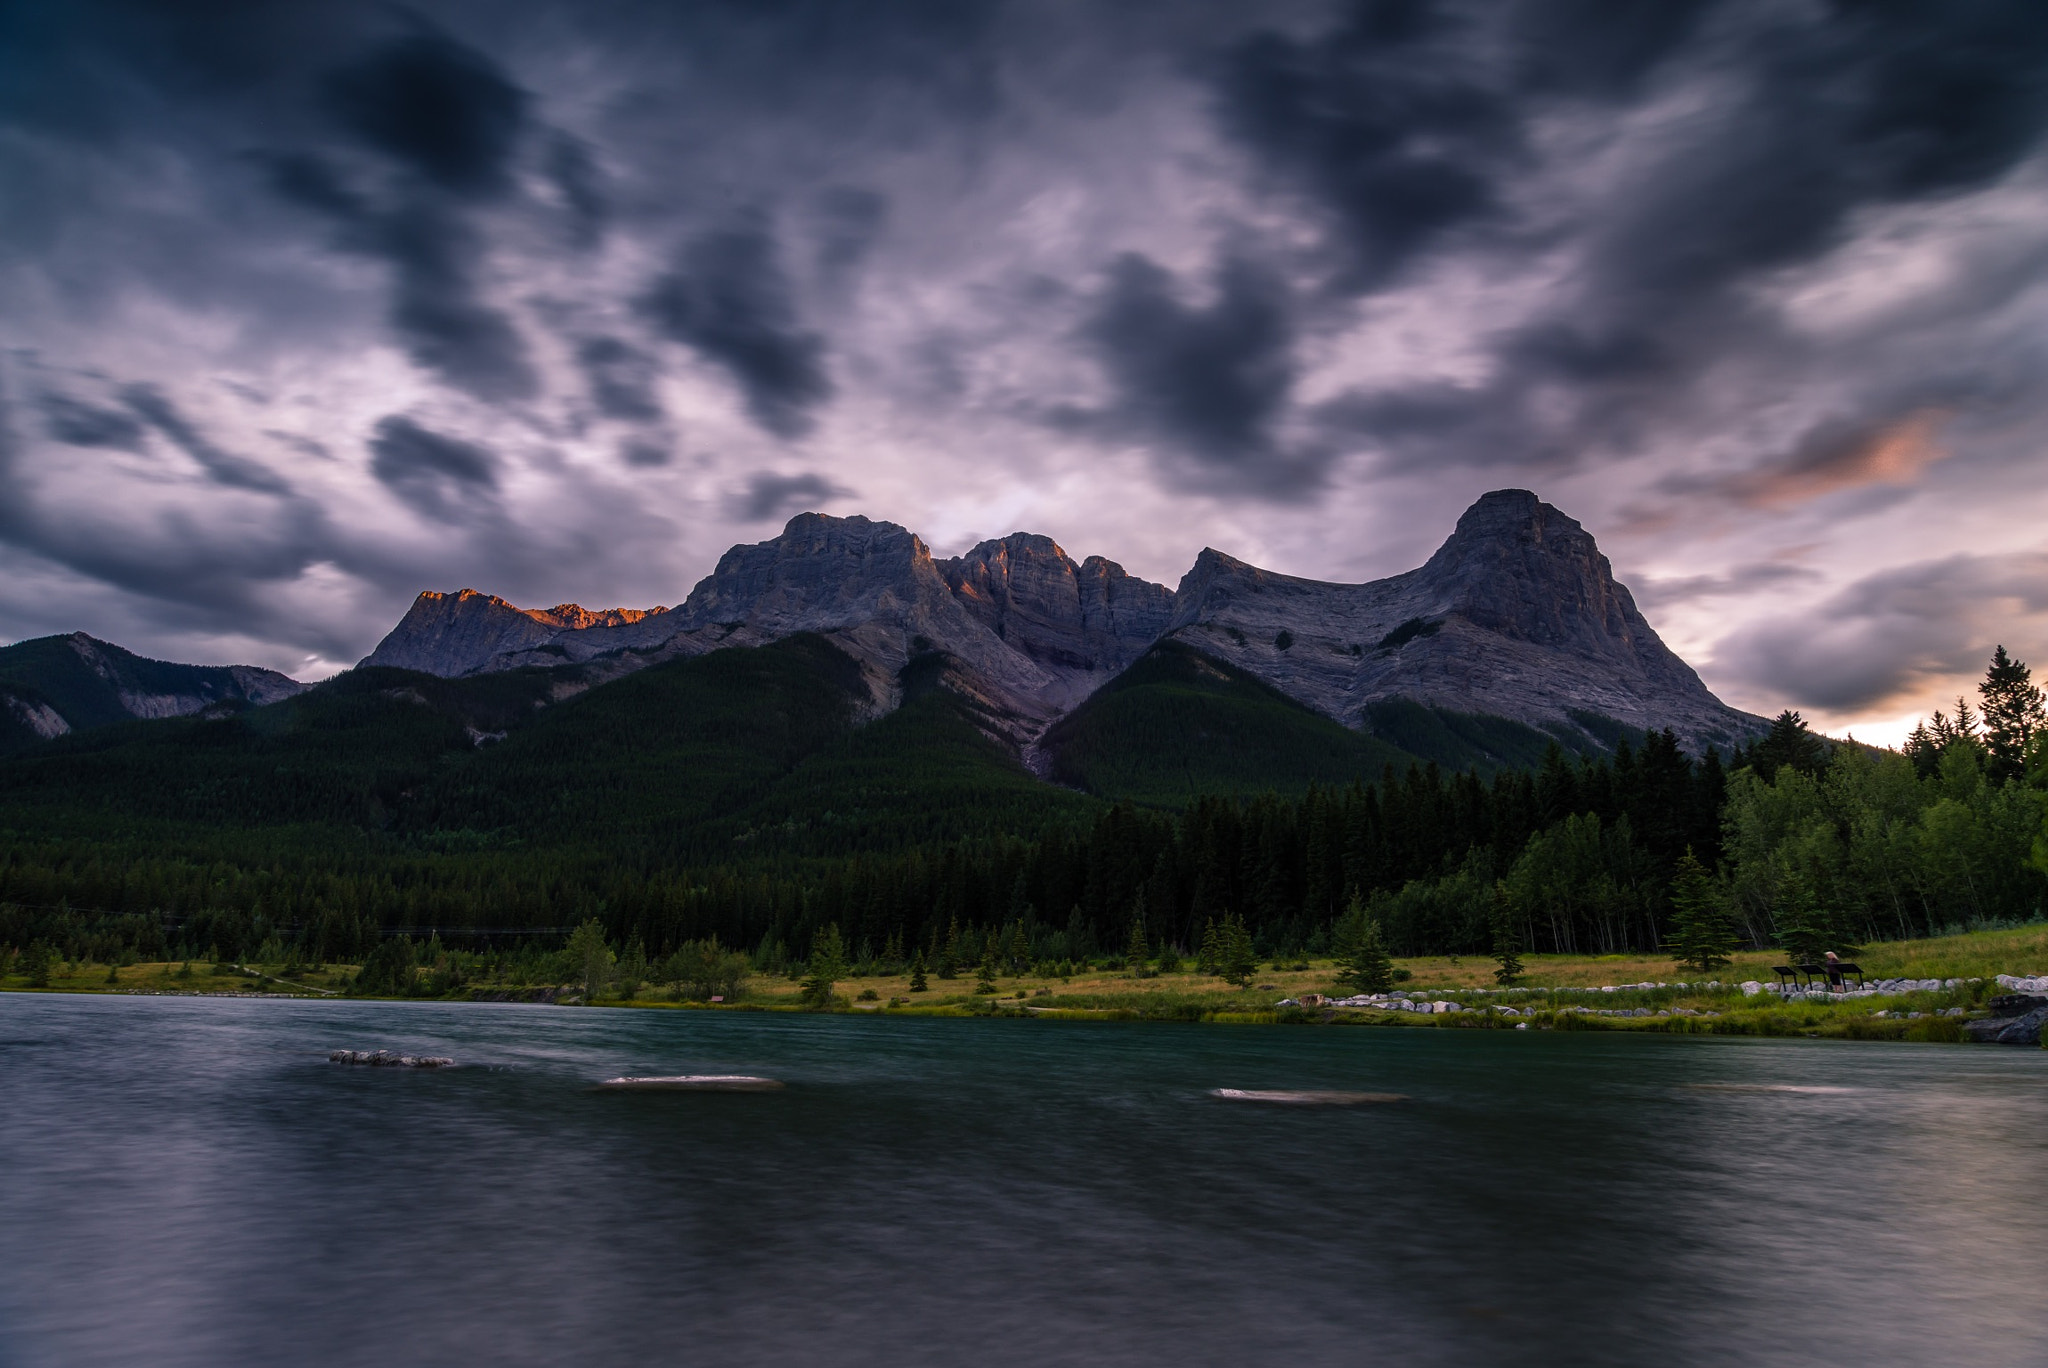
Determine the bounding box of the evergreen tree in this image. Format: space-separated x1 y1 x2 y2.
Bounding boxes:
801 923 848 1007
1335 906 1394 995
1751 710 1829 781
1489 881 1523 987
1667 848 1736 973
938 916 962 979
20 940 53 988
1156 940 1183 974
975 945 998 993
1770 867 1831 964
1197 917 1220 975
907 949 929 993
1980 645 2046 784
1216 913 1260 988
1124 914 1149 977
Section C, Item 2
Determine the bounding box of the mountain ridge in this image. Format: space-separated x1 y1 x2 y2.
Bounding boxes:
356 489 1766 756
0 631 307 753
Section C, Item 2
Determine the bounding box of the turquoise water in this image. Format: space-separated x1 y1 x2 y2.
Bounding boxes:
2 994 2044 1367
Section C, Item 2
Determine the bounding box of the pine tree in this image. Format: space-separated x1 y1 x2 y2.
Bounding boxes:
1217 914 1260 988
907 949 929 993
1666 848 1736 973
975 945 998 994
1197 917 1220 976
801 923 848 1007
1489 882 1523 987
938 916 962 979
1124 915 1149 977
1980 645 2046 784
1771 867 1831 964
1334 900 1393 995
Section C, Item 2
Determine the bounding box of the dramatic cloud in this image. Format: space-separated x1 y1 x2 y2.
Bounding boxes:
323 32 530 199
368 415 498 520
725 471 854 523
639 219 834 439
1080 253 1318 493
40 395 144 451
576 337 664 423
0 0 2045 738
1712 552 2048 714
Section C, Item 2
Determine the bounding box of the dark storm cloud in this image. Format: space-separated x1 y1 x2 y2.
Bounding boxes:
259 153 538 401
639 219 833 439
576 337 664 423
119 385 294 495
1212 0 1520 290
1713 552 2048 712
619 438 670 468
1081 252 1325 494
811 187 889 286
322 32 529 198
40 395 144 451
367 414 498 521
1260 0 2048 482
1632 561 1821 611
546 136 608 248
726 471 853 523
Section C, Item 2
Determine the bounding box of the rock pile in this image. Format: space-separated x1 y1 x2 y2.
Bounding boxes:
329 1049 453 1068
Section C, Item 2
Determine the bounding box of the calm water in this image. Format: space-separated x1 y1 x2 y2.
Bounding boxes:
2 995 2044 1367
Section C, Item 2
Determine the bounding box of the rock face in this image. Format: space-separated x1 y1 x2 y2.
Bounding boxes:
937 535 1172 676
363 515 1175 737
360 589 665 676
1161 490 1762 753
355 491 1763 755
0 632 307 750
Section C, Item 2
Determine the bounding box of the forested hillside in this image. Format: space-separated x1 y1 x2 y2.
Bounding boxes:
1 636 2042 977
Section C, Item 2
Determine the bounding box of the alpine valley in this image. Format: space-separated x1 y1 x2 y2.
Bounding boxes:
0 490 1774 959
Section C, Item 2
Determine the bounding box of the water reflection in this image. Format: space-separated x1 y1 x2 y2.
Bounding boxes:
1 995 2043 1367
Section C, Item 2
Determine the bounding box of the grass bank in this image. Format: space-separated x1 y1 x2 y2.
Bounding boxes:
7 922 2045 1044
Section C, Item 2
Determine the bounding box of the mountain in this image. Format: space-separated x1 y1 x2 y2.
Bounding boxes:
360 515 1175 743
0 632 305 754
1159 490 1760 756
358 490 1763 758
358 590 663 677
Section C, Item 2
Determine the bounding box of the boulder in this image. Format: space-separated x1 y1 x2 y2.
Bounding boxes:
1964 1007 2048 1046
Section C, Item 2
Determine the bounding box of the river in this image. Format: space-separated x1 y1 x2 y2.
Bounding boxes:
2 994 2043 1366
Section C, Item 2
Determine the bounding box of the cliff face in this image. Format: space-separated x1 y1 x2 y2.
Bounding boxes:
353 492 1764 756
359 589 667 676
937 535 1174 677
1161 490 1761 753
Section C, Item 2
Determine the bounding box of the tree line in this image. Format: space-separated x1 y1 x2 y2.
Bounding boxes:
4 648 2043 976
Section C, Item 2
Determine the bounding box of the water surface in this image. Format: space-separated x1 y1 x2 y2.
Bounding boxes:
3 994 2044 1366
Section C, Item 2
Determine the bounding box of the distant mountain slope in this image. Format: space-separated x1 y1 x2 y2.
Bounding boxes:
0 632 304 754
0 634 1092 862
1039 642 1420 804
1161 490 1762 754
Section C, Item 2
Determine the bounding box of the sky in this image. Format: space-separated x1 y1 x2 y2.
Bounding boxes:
3 0 2047 745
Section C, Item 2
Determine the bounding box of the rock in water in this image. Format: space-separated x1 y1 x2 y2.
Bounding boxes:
597 1075 783 1091
1208 1088 1405 1105
329 1049 453 1067
1964 1006 2048 1046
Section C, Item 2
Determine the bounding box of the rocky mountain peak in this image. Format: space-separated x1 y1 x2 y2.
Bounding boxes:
1417 489 1641 655
938 534 1172 673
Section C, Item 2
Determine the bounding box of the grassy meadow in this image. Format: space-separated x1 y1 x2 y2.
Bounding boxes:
8 922 2046 1047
